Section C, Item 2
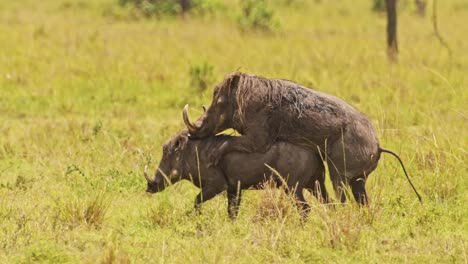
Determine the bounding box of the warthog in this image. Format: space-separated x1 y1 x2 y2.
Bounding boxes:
144 131 328 219
183 72 422 204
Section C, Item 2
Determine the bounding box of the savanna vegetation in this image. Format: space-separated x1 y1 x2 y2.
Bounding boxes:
0 0 467 262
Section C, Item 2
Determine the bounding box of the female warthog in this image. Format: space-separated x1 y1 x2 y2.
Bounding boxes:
144 131 328 219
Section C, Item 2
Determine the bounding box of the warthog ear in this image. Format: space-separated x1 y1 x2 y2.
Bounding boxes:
174 135 189 152
229 73 241 89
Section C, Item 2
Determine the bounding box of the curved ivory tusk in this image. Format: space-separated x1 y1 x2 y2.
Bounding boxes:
183 104 198 134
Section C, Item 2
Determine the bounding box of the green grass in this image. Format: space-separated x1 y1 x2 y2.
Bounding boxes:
0 0 467 262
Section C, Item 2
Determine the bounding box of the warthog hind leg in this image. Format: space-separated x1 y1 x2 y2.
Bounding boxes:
350 176 368 205
285 188 310 219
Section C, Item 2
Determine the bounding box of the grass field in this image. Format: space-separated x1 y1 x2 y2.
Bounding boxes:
0 0 467 262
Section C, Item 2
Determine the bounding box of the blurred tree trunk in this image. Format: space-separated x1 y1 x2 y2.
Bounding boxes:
386 0 398 61
432 0 451 54
415 0 426 16
180 0 190 13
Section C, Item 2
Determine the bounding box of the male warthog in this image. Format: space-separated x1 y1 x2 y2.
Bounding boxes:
183 72 422 204
144 131 328 219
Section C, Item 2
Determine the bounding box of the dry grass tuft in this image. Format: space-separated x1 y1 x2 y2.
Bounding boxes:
253 179 300 222
315 199 382 250
318 207 363 250
57 192 110 229
99 246 131 264
147 200 180 228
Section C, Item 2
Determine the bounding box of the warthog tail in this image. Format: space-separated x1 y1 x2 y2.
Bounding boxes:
379 148 423 204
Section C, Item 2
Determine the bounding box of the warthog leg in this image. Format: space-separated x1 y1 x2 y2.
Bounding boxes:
227 184 242 220
350 176 368 205
194 186 225 213
310 179 329 204
305 160 329 203
329 168 349 204
285 188 310 219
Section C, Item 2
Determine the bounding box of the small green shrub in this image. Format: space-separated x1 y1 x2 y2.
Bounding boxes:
371 0 407 12
238 0 279 31
271 0 305 6
190 0 225 15
118 0 222 17
15 243 75 264
0 175 35 191
189 62 215 92
372 0 386 12
118 0 184 16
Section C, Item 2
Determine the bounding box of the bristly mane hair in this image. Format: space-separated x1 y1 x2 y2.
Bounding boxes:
218 71 309 123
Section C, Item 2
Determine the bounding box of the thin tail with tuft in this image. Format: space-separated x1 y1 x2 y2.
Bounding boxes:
379 147 423 203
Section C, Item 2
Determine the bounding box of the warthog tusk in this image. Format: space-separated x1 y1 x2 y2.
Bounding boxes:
183 104 198 134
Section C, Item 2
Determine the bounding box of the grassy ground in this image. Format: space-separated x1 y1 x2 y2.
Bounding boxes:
0 0 467 263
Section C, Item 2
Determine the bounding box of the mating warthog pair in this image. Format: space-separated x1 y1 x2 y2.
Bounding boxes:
145 72 422 218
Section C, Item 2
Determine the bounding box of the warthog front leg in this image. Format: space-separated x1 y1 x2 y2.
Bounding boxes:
194 187 225 213
227 184 242 220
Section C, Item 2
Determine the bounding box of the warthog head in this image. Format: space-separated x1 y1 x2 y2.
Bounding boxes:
144 133 190 193
183 74 240 138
